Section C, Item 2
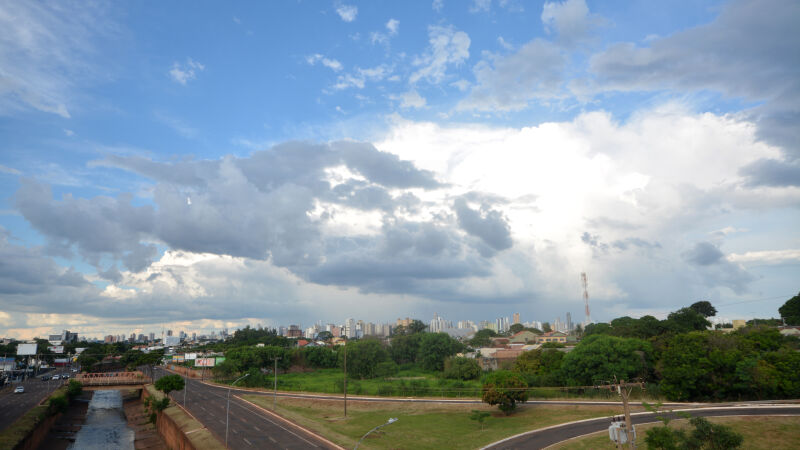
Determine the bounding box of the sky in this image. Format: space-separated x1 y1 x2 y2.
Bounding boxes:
0 0 798 339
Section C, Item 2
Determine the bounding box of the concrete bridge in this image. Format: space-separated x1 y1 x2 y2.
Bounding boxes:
76 371 151 389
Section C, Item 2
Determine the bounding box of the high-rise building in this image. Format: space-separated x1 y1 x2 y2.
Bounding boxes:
566 312 573 332
513 313 520 324
149 332 155 342
167 330 173 336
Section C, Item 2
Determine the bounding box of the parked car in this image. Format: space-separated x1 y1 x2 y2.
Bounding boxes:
41 376 50 381
52 375 60 380
61 374 69 379
14 386 25 394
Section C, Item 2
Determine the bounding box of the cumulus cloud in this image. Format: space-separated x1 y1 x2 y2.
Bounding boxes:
541 0 602 45
333 64 393 90
588 0 800 158
169 58 205 84
335 4 358 22
458 39 566 111
410 25 471 84
306 54 343 72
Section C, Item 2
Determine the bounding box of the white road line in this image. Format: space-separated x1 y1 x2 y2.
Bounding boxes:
219 419 225 425
233 428 238 434
243 437 253 446
269 436 277 443
254 426 261 432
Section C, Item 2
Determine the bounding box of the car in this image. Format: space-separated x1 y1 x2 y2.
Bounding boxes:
41 376 50 381
71 369 78 373
14 386 24 394
52 375 60 380
61 374 69 379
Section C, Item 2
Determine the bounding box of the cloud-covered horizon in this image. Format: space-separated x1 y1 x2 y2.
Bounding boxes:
0 0 798 339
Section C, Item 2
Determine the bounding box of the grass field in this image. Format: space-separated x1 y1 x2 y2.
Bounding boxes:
221 367 654 402
242 394 642 449
551 416 800 449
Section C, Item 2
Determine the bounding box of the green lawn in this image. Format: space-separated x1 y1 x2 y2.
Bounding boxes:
220 367 650 402
242 394 639 449
552 416 800 449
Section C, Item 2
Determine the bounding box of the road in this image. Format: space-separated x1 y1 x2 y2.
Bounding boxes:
153 367 339 450
0 370 73 432
484 405 800 449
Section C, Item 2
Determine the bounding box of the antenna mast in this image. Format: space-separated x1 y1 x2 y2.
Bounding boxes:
581 272 591 326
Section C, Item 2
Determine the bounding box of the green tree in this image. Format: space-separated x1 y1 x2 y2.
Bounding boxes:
689 300 718 318
469 329 497 347
481 370 529 415
342 339 388 379
542 322 552 333
316 331 333 342
583 322 612 336
443 357 482 380
155 374 184 396
390 333 423 365
779 292 800 325
561 334 652 386
407 319 428 334
513 349 564 386
417 333 462 371
508 323 524 334
663 308 711 334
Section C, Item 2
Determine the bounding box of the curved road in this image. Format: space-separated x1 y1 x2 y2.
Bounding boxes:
484 405 800 449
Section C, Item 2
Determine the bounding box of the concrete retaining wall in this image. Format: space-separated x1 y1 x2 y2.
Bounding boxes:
142 385 224 450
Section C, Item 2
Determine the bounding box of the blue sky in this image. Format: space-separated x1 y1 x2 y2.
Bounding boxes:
0 0 798 338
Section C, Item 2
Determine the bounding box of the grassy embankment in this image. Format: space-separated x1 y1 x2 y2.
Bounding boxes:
552 416 800 449
242 393 641 449
0 385 70 449
221 367 651 401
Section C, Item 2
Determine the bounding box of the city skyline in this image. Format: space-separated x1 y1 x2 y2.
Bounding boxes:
1 0 798 339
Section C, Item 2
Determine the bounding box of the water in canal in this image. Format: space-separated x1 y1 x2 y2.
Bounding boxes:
69 390 134 449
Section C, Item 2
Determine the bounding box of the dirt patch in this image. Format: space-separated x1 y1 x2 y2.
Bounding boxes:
121 390 167 450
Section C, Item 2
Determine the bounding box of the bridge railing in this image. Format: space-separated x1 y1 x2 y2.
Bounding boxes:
76 371 151 386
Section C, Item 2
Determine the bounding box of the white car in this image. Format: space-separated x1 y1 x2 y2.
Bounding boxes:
14 386 24 394
52 375 60 380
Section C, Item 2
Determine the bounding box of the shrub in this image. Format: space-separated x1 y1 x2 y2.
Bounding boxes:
481 370 529 415
49 395 68 414
444 357 482 380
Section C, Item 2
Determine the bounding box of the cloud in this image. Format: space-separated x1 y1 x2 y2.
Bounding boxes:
454 197 512 256
335 4 358 22
154 111 199 138
393 89 427 109
739 158 800 187
458 39 566 111
683 242 724 266
333 65 393 90
432 0 444 12
410 25 471 84
541 0 602 45
0 1 114 118
0 164 21 175
169 58 205 85
470 0 492 13
728 249 800 265
306 54 343 72
371 19 400 45
588 0 800 157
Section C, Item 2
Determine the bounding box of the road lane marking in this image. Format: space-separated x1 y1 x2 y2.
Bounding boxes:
254 426 261 432
243 437 253 446
269 436 277 443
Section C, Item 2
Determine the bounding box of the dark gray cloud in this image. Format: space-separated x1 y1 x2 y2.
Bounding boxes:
589 0 800 157
11 141 513 304
582 232 660 254
739 158 800 187
683 242 725 266
454 197 513 256
14 179 156 271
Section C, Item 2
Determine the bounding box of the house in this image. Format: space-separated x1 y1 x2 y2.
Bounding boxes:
489 337 510 347
778 326 800 337
509 330 539 344
536 331 569 344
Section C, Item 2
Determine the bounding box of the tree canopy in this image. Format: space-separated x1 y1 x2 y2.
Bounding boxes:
779 292 800 325
481 370 529 415
689 300 718 318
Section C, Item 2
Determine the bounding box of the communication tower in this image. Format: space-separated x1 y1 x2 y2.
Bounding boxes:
581 272 591 326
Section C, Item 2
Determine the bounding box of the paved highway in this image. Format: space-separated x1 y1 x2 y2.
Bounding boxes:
484 405 800 449
154 367 340 449
0 370 72 431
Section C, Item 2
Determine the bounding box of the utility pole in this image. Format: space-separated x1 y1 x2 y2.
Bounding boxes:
343 339 347 417
598 378 643 449
272 356 281 410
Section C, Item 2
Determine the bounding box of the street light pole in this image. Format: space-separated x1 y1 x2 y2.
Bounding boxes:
354 418 398 449
225 373 249 449
273 357 281 410
343 339 347 417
